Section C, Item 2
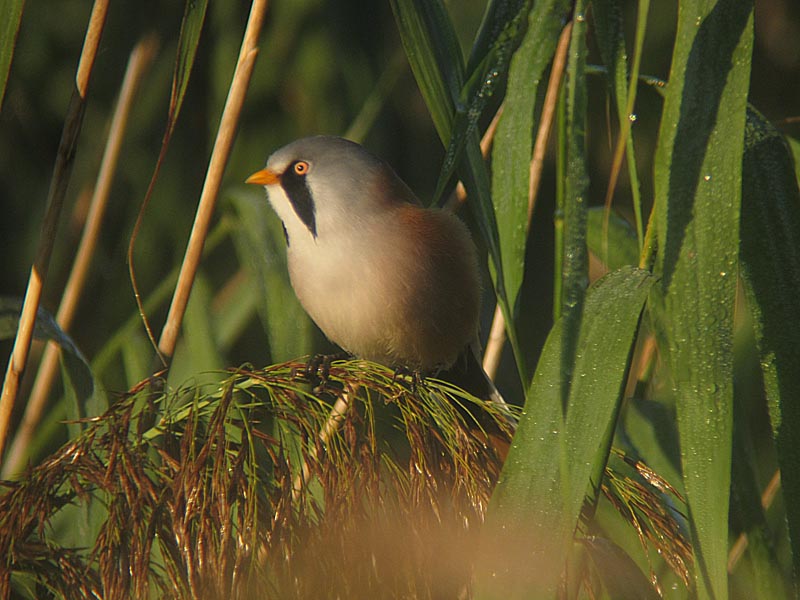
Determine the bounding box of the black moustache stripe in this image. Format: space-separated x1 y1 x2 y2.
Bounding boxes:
281 165 317 238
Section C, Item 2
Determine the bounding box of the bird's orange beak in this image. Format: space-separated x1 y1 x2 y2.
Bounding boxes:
246 168 280 185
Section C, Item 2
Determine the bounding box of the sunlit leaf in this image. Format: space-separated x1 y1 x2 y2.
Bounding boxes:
168 0 209 131
740 107 800 589
583 536 660 600
651 3 754 598
0 297 97 419
0 0 25 109
432 0 530 203
586 207 639 271
490 0 569 348
592 0 648 250
478 266 655 598
388 0 462 143
729 385 791 598
557 4 590 320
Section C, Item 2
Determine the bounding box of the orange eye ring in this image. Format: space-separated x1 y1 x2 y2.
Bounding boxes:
293 161 309 175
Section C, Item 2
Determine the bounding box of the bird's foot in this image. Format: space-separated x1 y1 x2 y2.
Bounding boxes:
391 365 424 393
300 352 350 392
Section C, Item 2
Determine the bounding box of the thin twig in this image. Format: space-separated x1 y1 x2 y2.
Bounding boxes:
481 305 507 383
624 334 657 402
727 469 782 573
2 36 158 478
775 115 800 126
601 1 650 262
527 23 573 224
0 0 110 462
444 106 503 211
482 21 573 380
157 0 270 362
292 387 354 500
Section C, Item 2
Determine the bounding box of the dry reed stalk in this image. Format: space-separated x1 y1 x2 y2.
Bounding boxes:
0 0 110 462
481 21 573 380
601 2 649 263
157 0 270 362
2 37 158 478
292 387 354 500
727 469 782 572
445 106 503 211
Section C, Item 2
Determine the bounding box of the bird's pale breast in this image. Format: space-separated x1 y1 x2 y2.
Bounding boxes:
287 204 480 370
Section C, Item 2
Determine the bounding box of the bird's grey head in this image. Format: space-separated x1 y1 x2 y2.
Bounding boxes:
257 136 419 243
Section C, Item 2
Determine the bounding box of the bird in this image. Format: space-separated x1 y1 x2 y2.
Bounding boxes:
245 135 508 419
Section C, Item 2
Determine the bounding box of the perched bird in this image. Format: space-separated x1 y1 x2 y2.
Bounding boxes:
246 135 505 411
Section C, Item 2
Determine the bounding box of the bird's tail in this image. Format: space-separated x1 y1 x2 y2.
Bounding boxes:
436 342 517 458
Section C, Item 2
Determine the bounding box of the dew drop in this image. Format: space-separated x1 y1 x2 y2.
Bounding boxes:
628 113 638 122
703 174 711 182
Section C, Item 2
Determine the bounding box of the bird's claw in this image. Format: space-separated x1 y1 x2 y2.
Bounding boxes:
391 366 424 393
300 352 349 393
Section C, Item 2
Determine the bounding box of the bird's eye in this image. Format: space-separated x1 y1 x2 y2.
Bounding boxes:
293 161 309 175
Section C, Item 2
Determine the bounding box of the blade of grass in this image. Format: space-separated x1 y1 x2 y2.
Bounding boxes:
0 297 100 462
491 0 570 320
558 3 590 320
477 266 655 598
0 0 110 462
583 537 661 600
0 0 25 109
57 358 107 556
0 300 93 399
727 388 790 597
541 2 593 470
593 0 649 256
432 0 531 204
740 107 800 591
388 0 463 144
786 135 800 182
481 21 572 381
651 3 754 598
553 79 566 321
586 207 639 271
467 0 524 73
210 269 259 353
489 2 571 384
